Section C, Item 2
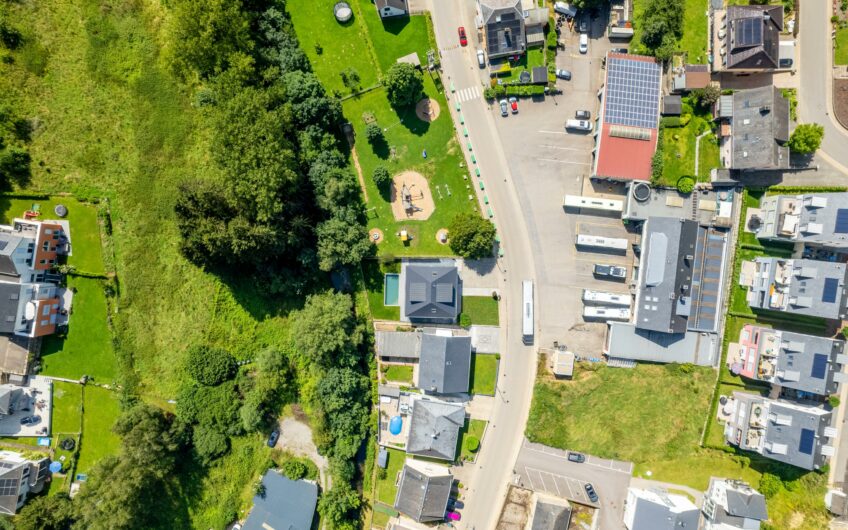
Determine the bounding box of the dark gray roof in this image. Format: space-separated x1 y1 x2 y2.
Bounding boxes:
607 322 718 366
418 333 471 394
0 458 24 515
394 463 452 522
730 86 789 170
662 95 682 115
531 500 571 530
758 193 848 248
480 0 525 58
375 330 422 359
725 488 768 521
726 5 782 70
532 66 548 85
406 399 464 461
403 263 461 322
705 478 769 527
0 284 20 335
635 217 698 334
773 330 844 396
0 233 23 281
375 0 407 14
627 489 700 530
243 471 318 530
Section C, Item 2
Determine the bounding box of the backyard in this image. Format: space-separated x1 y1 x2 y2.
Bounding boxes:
375 447 406 506
658 98 721 186
470 353 498 395
75 386 122 474
383 364 413 384
460 296 500 326
630 0 709 61
362 259 401 320
458 418 487 462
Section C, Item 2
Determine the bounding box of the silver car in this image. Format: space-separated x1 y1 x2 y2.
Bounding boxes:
477 49 486 68
499 99 508 116
556 69 572 80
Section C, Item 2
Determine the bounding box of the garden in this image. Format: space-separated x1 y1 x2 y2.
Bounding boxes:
460 296 500 326
655 94 722 188
470 353 498 395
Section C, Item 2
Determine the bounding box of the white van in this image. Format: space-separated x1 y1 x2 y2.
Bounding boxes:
565 119 593 132
554 2 577 17
579 33 588 54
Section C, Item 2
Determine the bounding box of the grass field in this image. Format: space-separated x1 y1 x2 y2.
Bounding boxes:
837 27 848 66
40 277 117 383
460 296 499 326
51 381 83 434
375 447 406 505
76 386 121 474
680 0 709 62
470 353 498 395
356 0 433 75
362 259 401 320
458 419 486 462
384 364 413 383
526 364 714 462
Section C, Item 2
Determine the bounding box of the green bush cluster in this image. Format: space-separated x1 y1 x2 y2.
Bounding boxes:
676 176 695 194
505 84 546 97
660 115 692 128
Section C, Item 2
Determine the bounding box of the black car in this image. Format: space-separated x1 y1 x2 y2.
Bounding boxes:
584 483 599 503
19 415 40 426
611 48 629 54
575 110 591 120
267 430 280 448
567 452 586 463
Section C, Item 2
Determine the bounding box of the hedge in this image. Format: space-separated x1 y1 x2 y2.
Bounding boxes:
766 186 848 194
505 85 546 97
661 114 692 128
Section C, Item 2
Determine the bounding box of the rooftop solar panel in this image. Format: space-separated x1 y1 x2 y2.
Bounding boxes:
811 353 829 380
822 277 840 304
603 57 661 130
835 209 848 233
798 428 815 455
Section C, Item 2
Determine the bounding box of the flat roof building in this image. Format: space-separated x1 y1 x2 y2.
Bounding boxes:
757 193 848 249
702 478 768 530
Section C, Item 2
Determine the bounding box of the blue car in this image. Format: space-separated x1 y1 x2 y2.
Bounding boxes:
267 430 279 448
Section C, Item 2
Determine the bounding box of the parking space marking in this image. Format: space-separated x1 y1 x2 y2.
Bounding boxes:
540 144 587 152
522 441 634 475
538 129 568 135
538 157 592 166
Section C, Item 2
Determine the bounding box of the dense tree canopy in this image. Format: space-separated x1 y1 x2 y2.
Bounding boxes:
15 493 74 530
788 123 824 154
384 62 424 107
448 213 496 259
291 291 363 368
185 344 236 386
640 0 683 58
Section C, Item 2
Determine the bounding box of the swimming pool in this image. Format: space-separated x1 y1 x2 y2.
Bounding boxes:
384 274 400 306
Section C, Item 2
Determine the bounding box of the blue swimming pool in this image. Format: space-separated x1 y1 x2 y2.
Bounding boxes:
384 274 399 306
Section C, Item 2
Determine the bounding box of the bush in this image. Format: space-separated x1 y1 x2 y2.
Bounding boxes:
185 345 236 386
483 85 506 100
282 459 308 480
365 123 383 145
758 473 783 499
829 395 841 408
372 166 390 188
677 176 695 194
660 115 691 128
788 123 825 154
464 435 480 453
459 313 471 328
833 15 840 24
505 85 546 97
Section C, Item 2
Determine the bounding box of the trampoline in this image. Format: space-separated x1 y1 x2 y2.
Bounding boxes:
384 273 399 306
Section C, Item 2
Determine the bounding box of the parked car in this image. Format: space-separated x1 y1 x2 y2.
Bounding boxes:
593 263 626 280
611 47 628 54
578 19 588 33
19 415 40 426
448 499 465 510
555 69 572 80
579 33 588 54
584 483 599 503
509 96 518 113
477 49 486 68
553 1 577 17
445 511 461 521
565 119 592 131
575 110 591 120
267 429 280 448
567 452 586 463
499 99 509 117
458 26 467 46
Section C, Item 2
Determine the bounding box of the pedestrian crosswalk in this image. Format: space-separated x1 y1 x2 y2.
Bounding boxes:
454 86 481 103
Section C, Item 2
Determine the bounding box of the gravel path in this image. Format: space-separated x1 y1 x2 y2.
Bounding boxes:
276 414 330 490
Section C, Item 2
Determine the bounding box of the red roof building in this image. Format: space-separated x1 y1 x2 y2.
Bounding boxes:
593 53 662 182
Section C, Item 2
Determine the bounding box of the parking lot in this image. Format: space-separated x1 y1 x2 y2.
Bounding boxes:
490 15 635 354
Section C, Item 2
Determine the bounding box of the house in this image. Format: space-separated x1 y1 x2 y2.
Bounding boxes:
702 478 768 530
592 54 662 182
375 0 408 19
608 0 634 39
727 325 847 396
478 0 526 59
757 193 848 250
243 470 318 530
531 498 572 530
0 450 49 515
714 5 783 72
715 86 789 170
739 257 848 320
375 330 422 363
406 398 465 461
722 391 834 470
606 216 729 366
400 262 461 324
623 487 700 530
418 332 472 394
394 459 453 523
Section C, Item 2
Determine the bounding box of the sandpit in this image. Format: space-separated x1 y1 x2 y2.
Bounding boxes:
415 97 440 122
368 228 384 243
390 171 435 221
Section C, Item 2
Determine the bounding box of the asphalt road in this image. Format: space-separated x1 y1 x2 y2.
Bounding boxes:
424 2 539 529
797 0 848 173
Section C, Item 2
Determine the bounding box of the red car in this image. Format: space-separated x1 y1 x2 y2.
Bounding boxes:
458 26 467 46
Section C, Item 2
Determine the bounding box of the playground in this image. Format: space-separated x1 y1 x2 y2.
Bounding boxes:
390 171 434 221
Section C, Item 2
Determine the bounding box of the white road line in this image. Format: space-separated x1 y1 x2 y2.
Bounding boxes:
537 158 592 166
547 472 562 496
539 129 568 135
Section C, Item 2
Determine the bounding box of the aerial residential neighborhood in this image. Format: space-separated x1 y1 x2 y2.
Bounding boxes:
4 0 848 529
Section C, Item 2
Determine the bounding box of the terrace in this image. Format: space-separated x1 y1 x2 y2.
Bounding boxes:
378 389 412 449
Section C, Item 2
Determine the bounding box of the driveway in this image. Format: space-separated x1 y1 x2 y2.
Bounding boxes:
516 440 632 530
275 414 330 490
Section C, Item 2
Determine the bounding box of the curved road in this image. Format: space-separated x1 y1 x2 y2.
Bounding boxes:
798 0 848 173
426 1 538 529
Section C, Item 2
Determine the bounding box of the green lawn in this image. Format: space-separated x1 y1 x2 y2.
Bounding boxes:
362 259 401 320
660 104 720 186
526 364 714 462
75 386 121 474
470 353 498 395
375 447 406 505
837 27 848 66
40 276 117 383
460 296 499 326
458 419 486 462
0 197 105 274
356 0 433 75
51 381 83 434
384 364 413 383
679 0 709 63
494 46 546 83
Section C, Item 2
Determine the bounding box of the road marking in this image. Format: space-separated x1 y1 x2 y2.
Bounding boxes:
538 157 592 166
540 144 588 152
455 86 481 104
522 442 633 475
539 129 568 135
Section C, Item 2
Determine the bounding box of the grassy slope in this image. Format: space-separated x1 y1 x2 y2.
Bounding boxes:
76 386 121 474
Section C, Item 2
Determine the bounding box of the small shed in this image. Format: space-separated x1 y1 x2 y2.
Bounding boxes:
531 66 548 85
552 350 574 378
662 95 682 116
377 446 388 469
397 52 422 68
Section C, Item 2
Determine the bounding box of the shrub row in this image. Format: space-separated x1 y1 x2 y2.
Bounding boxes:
660 114 692 128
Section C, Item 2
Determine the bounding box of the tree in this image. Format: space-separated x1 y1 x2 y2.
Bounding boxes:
788 123 824 154
384 63 424 108
177 381 242 436
464 435 480 453
15 493 75 530
829 395 841 408
185 344 236 386
758 473 783 499
282 459 308 480
291 291 363 369
192 424 230 463
365 123 383 145
340 67 361 92
676 176 695 194
372 166 390 188
316 208 371 272
640 0 684 54
448 213 496 259
315 368 370 459
0 146 31 189
318 483 362 529
240 378 275 432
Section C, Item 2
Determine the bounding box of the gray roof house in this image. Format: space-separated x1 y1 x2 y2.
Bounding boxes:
375 0 408 19
739 257 848 320
406 398 465 461
531 499 572 530
720 86 789 170
0 284 20 335
0 450 49 515
401 262 461 324
757 193 848 250
394 459 453 523
418 333 472 394
723 5 783 71
479 0 526 59
243 470 318 530
623 487 700 530
375 330 422 361
723 391 834 470
702 478 768 530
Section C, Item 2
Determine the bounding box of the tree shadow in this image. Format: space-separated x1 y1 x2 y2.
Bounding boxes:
371 137 390 160
397 106 430 136
463 258 496 276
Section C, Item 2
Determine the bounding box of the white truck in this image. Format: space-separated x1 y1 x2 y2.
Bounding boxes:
583 306 631 321
582 290 632 307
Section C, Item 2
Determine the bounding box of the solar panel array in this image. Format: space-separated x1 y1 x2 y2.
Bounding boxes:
834 208 848 233
811 353 829 380
822 277 839 304
736 18 763 48
604 57 661 130
0 478 17 497
798 428 815 455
